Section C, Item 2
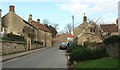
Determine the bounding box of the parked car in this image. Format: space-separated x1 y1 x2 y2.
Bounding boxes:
67 41 74 47
59 43 67 50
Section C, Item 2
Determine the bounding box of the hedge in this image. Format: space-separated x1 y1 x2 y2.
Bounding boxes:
103 35 120 45
68 43 107 63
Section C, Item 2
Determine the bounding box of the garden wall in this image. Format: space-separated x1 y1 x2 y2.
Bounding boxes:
1 40 27 55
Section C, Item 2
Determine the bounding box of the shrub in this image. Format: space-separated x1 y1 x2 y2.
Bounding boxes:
91 47 107 59
66 42 78 53
69 46 92 62
69 44 107 63
103 35 120 57
103 35 120 45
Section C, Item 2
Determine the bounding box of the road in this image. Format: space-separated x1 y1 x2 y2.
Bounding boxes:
2 46 68 68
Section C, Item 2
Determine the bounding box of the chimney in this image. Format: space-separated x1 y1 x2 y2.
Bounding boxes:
83 13 87 23
116 18 118 26
9 5 15 12
0 9 2 18
28 14 32 23
37 19 40 23
116 18 118 31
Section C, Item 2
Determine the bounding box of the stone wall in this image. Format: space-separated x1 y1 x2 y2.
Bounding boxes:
106 43 118 57
1 40 44 55
31 44 43 49
1 41 26 55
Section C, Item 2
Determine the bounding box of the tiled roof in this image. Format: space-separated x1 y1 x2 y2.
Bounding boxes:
23 20 37 29
56 34 74 38
32 21 50 32
100 24 118 33
64 34 74 38
56 34 61 37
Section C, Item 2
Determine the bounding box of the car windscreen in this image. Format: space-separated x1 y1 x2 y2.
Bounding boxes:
60 44 67 46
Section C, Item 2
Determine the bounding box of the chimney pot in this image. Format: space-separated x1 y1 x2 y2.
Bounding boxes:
116 18 118 25
28 14 32 23
83 13 87 23
29 14 32 19
37 19 40 23
9 5 15 12
0 9 2 12
0 9 2 17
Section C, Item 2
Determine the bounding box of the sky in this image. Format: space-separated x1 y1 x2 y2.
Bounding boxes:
0 0 119 33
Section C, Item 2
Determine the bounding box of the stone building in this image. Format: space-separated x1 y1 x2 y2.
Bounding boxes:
28 14 52 47
100 18 119 37
74 14 103 45
74 14 88 39
55 33 74 44
1 5 52 48
1 5 38 50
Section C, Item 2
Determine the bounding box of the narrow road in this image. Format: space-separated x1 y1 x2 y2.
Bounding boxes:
2 46 68 68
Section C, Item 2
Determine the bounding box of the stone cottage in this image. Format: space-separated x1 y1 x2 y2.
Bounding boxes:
55 33 74 44
1 5 38 50
28 14 52 47
74 14 103 45
100 18 119 37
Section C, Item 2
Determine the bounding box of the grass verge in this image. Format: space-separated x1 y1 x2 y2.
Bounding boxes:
73 57 118 68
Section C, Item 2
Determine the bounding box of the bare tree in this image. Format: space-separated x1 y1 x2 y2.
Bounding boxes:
53 23 59 30
43 19 49 24
64 23 73 34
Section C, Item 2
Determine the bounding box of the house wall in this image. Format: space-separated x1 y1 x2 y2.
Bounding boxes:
74 25 84 39
2 12 25 35
77 22 102 45
46 32 52 47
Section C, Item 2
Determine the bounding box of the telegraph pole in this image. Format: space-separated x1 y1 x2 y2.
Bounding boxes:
118 18 120 35
72 15 74 34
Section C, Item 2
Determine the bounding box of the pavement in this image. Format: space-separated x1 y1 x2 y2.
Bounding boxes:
1 48 45 62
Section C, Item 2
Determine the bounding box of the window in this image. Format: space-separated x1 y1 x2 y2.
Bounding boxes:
90 28 92 32
90 28 95 32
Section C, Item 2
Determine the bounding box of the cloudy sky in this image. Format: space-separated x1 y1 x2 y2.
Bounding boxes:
0 0 119 32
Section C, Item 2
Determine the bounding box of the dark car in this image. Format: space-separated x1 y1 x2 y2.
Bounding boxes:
67 41 74 47
59 43 67 50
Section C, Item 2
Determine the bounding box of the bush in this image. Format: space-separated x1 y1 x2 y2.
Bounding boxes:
69 45 107 63
69 46 92 62
91 47 107 59
103 35 120 45
66 42 78 53
103 35 120 57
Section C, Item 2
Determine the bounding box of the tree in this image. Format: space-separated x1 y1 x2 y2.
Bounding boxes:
43 19 58 38
44 24 57 38
43 19 49 24
53 23 59 30
64 23 73 34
